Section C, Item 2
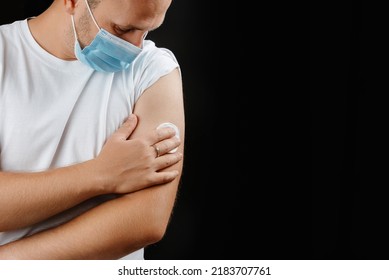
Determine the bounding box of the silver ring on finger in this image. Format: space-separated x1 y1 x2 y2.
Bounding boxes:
153 144 160 158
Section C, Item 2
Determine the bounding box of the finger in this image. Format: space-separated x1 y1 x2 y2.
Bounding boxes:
150 126 177 145
112 114 138 141
152 170 180 185
152 137 181 157
150 122 179 144
155 152 183 171
151 144 161 158
156 122 180 153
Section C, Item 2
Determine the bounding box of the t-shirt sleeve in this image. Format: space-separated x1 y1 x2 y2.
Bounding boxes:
131 41 180 102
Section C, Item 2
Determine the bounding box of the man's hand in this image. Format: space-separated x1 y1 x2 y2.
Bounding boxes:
91 114 182 194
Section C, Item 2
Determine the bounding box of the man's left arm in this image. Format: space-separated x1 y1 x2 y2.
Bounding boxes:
0 68 185 259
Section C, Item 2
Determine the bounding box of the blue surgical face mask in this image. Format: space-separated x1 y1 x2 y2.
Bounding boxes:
71 0 145 72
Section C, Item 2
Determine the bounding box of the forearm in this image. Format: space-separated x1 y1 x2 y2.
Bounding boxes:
0 160 104 232
0 179 180 260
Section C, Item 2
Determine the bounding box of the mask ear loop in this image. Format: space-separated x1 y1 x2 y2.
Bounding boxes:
83 0 100 31
141 31 148 48
143 31 148 39
70 15 79 42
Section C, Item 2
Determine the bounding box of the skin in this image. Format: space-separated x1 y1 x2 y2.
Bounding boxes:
0 0 184 259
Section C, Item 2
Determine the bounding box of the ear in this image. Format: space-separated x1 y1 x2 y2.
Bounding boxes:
64 0 79 15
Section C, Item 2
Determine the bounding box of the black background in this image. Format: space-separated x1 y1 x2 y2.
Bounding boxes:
311 1 389 259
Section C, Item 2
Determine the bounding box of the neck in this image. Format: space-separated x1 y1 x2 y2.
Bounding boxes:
28 1 76 61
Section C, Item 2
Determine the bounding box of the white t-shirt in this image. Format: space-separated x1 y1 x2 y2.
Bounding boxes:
0 19 179 259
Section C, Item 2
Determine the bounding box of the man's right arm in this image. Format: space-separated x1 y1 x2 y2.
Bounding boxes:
0 114 181 232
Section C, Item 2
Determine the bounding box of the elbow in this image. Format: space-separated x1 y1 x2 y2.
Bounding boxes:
143 209 171 244
145 217 169 244
137 182 180 245
146 226 167 245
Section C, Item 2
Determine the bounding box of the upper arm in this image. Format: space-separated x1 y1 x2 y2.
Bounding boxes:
130 67 185 158
127 67 185 233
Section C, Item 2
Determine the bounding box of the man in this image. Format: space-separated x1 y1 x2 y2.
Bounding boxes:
0 0 184 259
